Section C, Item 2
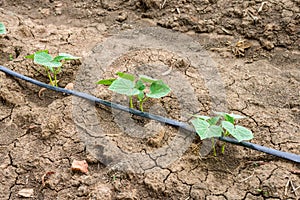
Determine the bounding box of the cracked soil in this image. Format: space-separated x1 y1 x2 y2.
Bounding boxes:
0 0 299 199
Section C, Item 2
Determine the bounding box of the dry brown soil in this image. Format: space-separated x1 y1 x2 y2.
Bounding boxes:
0 0 299 199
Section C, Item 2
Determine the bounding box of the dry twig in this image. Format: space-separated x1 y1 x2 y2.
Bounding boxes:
160 0 167 9
239 171 255 182
258 2 267 13
285 177 299 196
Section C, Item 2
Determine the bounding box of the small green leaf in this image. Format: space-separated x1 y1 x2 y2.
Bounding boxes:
147 80 171 98
191 118 223 140
207 116 220 125
215 111 245 119
234 125 253 141
221 121 253 142
137 91 144 101
224 114 235 124
135 80 145 91
139 75 157 83
97 78 116 86
221 121 234 134
116 72 135 81
224 113 246 124
214 111 246 124
25 50 48 60
0 22 6 34
53 53 80 62
25 54 34 60
213 111 226 116
227 113 245 119
58 53 80 60
191 115 211 121
108 78 140 96
34 52 61 72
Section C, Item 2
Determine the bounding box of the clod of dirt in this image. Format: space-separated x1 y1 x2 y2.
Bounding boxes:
0 86 25 106
18 188 34 198
260 39 275 50
138 0 160 9
0 123 24 145
116 189 138 200
90 184 112 199
71 160 88 174
117 12 128 22
64 82 74 90
232 40 252 57
41 171 56 187
86 151 100 164
41 115 60 139
146 123 166 148
144 168 169 192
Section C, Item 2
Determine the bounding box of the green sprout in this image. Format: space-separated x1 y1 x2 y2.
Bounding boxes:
26 50 80 86
97 72 171 112
191 112 253 156
9 54 13 61
0 22 6 34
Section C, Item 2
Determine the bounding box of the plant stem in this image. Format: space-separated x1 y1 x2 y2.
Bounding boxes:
140 97 149 112
53 72 58 87
129 96 133 108
212 138 217 156
221 131 229 154
139 100 144 112
46 70 54 86
224 131 230 137
221 143 226 154
138 97 149 112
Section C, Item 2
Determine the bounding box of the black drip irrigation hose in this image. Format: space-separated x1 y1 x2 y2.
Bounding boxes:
1 65 299 163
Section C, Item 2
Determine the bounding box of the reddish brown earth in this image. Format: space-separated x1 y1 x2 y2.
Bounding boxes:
0 0 299 199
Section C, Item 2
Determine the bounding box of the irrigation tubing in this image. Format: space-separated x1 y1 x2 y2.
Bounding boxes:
1 65 299 163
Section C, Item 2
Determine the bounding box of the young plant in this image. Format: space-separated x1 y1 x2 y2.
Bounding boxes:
97 72 171 112
26 50 80 86
191 112 253 156
0 22 6 34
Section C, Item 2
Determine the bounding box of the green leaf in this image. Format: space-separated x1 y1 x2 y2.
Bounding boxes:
191 115 211 121
135 80 145 91
34 51 62 72
0 22 6 34
97 78 116 86
139 75 157 83
108 78 140 96
213 111 226 116
207 116 220 125
116 72 135 81
25 50 48 60
53 53 80 62
224 114 235 124
227 113 245 119
191 119 223 140
25 54 34 60
215 111 245 119
137 91 144 101
214 111 246 124
221 121 253 142
224 113 246 124
221 121 234 134
147 80 171 98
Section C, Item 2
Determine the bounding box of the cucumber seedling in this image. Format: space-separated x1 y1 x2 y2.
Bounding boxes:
26 50 80 86
97 72 171 112
191 112 253 156
0 22 6 34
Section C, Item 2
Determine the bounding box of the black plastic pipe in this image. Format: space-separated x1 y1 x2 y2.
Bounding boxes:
1 65 299 163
